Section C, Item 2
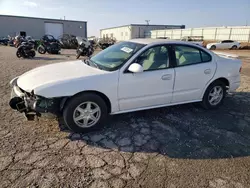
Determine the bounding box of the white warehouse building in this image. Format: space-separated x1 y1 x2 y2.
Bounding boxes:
100 24 185 41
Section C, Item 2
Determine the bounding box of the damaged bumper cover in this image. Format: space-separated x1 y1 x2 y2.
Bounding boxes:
9 77 62 120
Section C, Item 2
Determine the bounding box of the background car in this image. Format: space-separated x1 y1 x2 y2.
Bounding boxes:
180 36 204 47
206 40 240 50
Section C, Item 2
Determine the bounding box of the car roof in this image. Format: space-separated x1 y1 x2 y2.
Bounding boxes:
128 38 199 46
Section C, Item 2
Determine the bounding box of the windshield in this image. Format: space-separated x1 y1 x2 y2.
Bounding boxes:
47 35 54 40
90 41 146 71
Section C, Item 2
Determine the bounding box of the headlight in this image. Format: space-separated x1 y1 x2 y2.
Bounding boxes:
10 77 19 86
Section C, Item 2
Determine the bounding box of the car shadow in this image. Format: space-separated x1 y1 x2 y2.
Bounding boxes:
59 92 250 160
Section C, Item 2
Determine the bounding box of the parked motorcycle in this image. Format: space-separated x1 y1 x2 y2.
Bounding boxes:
37 35 61 54
0 37 9 46
76 37 94 59
16 40 36 58
58 34 78 49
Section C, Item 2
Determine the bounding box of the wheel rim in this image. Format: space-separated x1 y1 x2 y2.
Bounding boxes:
208 86 223 106
73 101 101 128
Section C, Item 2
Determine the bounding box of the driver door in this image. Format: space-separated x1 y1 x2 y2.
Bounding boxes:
118 45 175 111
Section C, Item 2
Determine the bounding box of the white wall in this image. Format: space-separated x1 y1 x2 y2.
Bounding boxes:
100 25 185 41
131 25 179 39
100 26 132 41
146 26 250 42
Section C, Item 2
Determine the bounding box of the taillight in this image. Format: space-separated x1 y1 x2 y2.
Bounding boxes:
239 67 242 73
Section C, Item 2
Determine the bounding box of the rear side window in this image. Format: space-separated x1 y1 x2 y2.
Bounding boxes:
201 51 211 62
222 40 234 43
174 45 211 67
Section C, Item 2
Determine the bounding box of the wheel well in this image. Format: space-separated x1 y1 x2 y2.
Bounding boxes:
213 78 229 88
202 77 230 99
62 91 112 113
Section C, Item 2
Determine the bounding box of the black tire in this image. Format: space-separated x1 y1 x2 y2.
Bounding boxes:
63 93 108 133
30 50 36 58
231 45 237 50
37 46 46 54
210 45 216 50
201 81 226 109
16 51 22 58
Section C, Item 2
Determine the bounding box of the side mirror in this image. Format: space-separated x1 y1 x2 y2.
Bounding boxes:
128 63 143 73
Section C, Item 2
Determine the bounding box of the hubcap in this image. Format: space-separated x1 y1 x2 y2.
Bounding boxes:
73 101 101 128
208 86 223 106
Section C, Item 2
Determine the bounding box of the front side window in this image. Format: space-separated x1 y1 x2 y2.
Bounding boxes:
136 45 169 71
174 45 211 67
90 41 145 71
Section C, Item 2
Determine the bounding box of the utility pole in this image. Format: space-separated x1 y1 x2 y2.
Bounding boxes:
246 0 250 26
145 20 150 25
64 16 65 20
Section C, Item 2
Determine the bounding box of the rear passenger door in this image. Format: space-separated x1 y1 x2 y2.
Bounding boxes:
172 45 216 103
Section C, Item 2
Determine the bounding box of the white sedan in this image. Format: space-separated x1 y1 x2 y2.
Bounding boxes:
206 40 240 50
9 39 242 133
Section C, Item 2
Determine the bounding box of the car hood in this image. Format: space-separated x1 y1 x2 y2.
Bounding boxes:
17 60 107 92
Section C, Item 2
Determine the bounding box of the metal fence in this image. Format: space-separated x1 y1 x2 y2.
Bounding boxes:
145 27 250 42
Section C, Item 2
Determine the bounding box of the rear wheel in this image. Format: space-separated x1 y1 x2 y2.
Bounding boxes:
30 50 36 58
231 45 237 50
210 45 216 50
201 81 226 109
63 93 108 133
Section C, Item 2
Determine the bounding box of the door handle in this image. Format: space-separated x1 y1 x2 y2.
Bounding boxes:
161 74 172 80
204 69 211 74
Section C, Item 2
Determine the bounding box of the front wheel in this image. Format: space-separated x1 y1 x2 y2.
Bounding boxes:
201 81 226 109
37 45 46 54
63 93 108 133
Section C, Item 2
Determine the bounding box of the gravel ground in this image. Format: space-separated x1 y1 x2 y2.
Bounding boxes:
0 46 250 188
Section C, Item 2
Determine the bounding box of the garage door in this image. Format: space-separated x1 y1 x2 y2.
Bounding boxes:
45 23 63 39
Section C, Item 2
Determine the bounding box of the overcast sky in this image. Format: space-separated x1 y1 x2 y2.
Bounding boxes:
0 0 249 36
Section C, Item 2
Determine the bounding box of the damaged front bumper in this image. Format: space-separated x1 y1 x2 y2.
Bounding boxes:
9 77 61 120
